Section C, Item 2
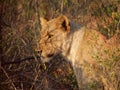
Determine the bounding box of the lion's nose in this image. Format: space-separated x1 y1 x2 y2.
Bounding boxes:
37 50 42 55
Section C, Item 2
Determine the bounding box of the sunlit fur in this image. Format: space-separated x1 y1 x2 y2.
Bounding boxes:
36 15 120 89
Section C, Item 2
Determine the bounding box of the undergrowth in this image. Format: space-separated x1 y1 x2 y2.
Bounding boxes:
0 0 120 90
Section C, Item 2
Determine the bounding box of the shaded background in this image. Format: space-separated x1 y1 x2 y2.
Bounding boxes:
0 0 120 90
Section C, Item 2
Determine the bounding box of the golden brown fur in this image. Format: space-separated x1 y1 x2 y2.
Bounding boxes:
36 15 120 90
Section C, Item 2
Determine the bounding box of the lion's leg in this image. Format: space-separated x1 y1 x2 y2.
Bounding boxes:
72 65 83 90
72 63 93 90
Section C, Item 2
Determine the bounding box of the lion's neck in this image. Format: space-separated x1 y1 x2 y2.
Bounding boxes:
62 27 85 65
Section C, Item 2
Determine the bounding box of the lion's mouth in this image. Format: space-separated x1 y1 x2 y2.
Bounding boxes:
40 53 54 62
46 53 54 58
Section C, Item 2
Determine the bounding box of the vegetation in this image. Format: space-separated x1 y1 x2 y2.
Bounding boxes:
0 0 120 90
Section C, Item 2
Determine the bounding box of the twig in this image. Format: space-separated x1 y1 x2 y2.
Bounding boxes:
1 67 17 90
61 0 64 14
1 55 41 66
117 19 120 33
30 63 41 90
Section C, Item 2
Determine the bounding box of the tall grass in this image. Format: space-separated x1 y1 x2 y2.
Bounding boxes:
0 0 120 90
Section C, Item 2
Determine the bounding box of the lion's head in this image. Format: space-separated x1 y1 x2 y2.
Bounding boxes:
36 15 70 62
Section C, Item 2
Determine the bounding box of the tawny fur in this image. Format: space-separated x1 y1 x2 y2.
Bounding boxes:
36 15 120 90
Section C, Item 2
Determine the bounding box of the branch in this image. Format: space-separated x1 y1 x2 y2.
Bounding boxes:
1 55 41 66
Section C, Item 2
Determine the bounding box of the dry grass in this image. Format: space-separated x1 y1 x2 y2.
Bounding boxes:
83 42 120 90
0 0 120 90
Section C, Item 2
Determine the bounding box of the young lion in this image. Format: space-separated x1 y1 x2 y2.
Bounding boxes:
36 15 120 90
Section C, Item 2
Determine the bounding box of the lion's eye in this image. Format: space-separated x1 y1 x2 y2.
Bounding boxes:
48 34 53 38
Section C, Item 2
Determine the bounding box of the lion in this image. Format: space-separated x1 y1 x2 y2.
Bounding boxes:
36 15 120 90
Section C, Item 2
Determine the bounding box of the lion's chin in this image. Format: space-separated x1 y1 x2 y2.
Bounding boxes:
40 56 53 63
40 52 62 63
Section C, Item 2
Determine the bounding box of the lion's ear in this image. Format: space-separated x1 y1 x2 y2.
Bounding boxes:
58 15 70 32
40 17 47 26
